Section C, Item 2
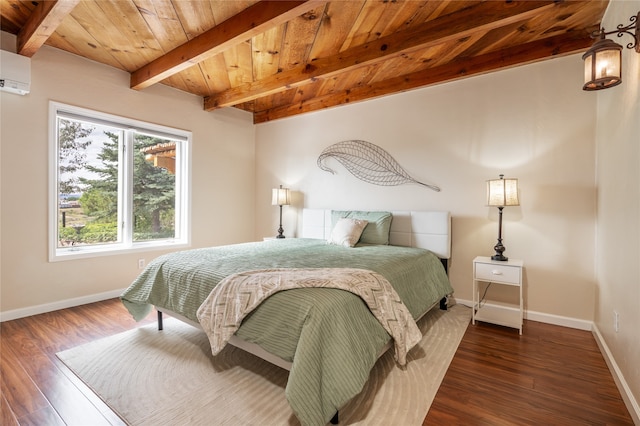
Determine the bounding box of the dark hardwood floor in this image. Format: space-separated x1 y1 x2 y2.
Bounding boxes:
425 315 634 425
0 298 633 425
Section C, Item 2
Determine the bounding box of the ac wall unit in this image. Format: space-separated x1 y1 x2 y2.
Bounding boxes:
0 50 31 95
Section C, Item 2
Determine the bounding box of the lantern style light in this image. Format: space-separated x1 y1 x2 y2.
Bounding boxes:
582 12 639 91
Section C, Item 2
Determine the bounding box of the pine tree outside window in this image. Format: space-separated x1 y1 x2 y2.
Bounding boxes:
49 102 191 261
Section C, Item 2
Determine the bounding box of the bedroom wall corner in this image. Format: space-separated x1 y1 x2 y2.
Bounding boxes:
593 0 640 420
0 31 256 318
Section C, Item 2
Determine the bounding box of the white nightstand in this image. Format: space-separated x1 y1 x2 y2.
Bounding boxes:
472 256 524 334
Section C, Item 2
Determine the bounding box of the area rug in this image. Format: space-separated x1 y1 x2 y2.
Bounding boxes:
57 303 470 426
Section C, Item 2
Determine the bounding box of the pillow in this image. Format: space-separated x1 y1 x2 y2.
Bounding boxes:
331 210 393 245
327 218 368 247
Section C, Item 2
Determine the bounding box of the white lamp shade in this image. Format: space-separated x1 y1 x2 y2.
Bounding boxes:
272 186 291 206
487 177 519 207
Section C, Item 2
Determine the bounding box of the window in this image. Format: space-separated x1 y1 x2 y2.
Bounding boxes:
49 102 191 260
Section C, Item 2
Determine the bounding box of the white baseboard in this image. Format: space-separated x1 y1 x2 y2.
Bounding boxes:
0 289 125 322
454 298 592 330
592 324 640 425
524 308 592 331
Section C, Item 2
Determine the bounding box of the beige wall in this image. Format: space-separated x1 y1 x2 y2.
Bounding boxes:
0 33 256 315
256 54 598 323
594 0 640 417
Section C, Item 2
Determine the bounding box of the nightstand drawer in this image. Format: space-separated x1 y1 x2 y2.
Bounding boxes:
475 262 520 284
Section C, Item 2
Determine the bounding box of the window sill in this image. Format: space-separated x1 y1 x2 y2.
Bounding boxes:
50 240 190 262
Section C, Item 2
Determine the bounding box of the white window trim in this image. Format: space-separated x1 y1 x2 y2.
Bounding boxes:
48 101 192 262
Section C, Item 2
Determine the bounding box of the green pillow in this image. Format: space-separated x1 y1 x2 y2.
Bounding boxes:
331 210 392 245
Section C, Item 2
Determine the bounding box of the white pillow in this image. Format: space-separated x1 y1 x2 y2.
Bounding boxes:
327 218 368 247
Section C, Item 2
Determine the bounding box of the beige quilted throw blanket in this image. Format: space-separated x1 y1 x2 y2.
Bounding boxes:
196 268 423 366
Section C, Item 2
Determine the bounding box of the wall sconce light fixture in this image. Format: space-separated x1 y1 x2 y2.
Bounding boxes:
582 12 639 91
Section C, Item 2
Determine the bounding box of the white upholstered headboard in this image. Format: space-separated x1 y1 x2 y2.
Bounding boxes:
301 209 451 260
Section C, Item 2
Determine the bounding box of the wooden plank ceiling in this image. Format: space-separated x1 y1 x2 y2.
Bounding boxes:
1 0 608 123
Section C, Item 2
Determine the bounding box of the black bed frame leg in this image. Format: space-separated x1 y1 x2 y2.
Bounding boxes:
157 310 163 330
330 411 339 424
439 296 448 311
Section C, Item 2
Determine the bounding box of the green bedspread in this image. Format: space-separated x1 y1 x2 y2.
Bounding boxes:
120 238 453 426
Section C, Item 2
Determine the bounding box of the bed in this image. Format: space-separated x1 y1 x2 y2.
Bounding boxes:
120 209 453 426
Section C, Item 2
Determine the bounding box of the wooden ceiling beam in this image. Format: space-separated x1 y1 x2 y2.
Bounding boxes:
17 0 80 57
130 0 326 90
204 1 556 111
253 34 593 123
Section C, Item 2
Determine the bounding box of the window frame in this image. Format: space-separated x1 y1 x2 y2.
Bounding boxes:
48 101 192 261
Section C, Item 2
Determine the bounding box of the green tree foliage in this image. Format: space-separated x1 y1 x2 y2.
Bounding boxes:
58 119 93 194
79 130 119 223
133 135 175 237
80 189 117 222
78 131 175 242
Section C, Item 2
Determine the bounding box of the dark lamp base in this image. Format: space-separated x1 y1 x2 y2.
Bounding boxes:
492 238 508 261
276 234 285 239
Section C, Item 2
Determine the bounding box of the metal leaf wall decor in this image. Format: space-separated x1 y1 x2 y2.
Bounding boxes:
317 140 441 192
